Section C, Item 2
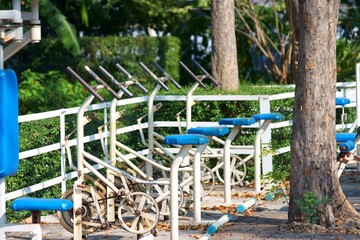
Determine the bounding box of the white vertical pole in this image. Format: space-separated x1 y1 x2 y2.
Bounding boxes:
146 85 161 177
0 178 6 239
0 45 3 70
108 97 119 222
356 63 360 128
223 126 240 204
170 145 192 240
73 95 94 240
186 83 198 130
103 106 108 155
193 143 208 222
259 96 273 175
355 63 360 172
60 110 66 193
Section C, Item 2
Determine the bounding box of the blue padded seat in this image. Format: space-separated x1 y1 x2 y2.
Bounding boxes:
218 117 256 126
252 113 284 121
10 198 73 211
336 133 356 143
164 134 209 145
339 141 355 153
187 126 229 137
336 97 350 106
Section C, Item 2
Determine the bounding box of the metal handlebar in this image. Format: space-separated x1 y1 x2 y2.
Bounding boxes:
115 63 149 93
179 61 206 88
84 66 121 100
139 62 169 91
98 66 133 97
193 60 219 86
152 62 181 89
66 66 104 102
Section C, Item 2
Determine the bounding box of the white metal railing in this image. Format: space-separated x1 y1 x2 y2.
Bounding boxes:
4 79 359 203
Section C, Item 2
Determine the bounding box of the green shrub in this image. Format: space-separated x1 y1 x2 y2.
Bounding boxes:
18 69 87 114
295 191 330 224
7 36 181 89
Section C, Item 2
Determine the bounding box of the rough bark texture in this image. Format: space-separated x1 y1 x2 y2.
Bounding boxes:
289 0 359 227
211 0 239 91
285 0 299 83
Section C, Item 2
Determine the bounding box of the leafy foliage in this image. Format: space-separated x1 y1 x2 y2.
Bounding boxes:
295 191 330 224
7 36 181 88
40 0 80 56
18 69 87 114
336 38 360 82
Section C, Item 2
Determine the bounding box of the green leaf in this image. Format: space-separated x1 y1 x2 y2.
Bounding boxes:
40 0 80 56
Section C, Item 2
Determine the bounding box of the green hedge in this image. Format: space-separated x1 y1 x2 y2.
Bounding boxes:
7 36 181 90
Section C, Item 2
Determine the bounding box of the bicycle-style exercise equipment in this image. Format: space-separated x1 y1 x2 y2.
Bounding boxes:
67 64 210 240
62 66 173 239
177 61 285 198
136 62 217 198
93 63 188 220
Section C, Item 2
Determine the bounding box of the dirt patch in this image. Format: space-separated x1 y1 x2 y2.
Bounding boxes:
280 221 360 235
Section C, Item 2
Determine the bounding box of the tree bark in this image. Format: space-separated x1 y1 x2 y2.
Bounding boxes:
289 0 359 227
211 0 239 91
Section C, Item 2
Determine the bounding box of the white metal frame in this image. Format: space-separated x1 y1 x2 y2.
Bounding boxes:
0 0 41 69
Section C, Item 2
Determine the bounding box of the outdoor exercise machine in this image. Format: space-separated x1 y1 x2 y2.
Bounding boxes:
176 61 285 198
177 61 249 187
61 66 173 239
96 63 189 220
67 64 210 240
136 61 218 197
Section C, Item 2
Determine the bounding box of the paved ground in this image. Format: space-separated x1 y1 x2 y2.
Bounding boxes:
4 173 360 240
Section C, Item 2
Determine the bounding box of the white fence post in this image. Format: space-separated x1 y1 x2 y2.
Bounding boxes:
60 110 66 193
356 63 360 128
259 96 273 175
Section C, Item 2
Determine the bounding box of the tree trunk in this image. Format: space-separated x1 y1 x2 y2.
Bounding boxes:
211 0 238 91
289 0 359 227
285 0 299 83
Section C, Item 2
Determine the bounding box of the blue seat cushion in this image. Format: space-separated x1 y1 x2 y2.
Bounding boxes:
336 133 356 143
218 118 256 126
252 113 284 121
164 134 209 145
336 97 350 106
10 198 73 211
187 126 229 136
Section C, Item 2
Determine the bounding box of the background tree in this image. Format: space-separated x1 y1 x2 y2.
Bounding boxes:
289 0 360 227
235 0 292 84
211 0 239 91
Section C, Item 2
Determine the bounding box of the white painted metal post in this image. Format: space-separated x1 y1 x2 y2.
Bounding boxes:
170 145 192 240
356 63 360 128
254 120 271 193
0 178 6 239
108 93 122 222
73 94 95 240
259 96 273 174
186 83 199 130
60 110 66 193
223 126 241 204
0 45 3 70
193 143 208 222
147 85 161 176
355 63 360 172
